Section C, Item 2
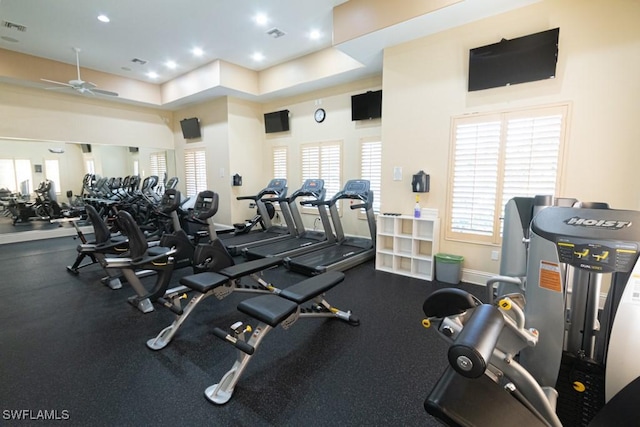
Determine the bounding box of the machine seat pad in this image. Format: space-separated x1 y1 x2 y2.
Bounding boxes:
279 271 345 304
180 272 229 293
218 257 283 279
238 294 298 327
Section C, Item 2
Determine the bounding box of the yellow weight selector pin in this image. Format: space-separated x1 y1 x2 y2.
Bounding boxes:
573 381 586 392
499 299 512 310
422 318 431 329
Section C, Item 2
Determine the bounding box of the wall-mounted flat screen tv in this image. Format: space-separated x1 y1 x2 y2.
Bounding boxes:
468 28 559 91
351 90 382 121
180 117 201 139
264 110 290 133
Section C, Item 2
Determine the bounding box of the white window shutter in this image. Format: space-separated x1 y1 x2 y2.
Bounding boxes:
501 114 562 208
185 150 207 197
361 139 381 213
272 146 287 180
450 121 501 236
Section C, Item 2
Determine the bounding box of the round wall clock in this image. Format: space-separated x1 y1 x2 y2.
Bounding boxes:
314 108 326 123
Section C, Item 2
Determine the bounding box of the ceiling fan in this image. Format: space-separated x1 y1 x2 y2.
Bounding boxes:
41 47 119 97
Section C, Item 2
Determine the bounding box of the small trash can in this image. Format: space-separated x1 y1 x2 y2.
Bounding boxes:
435 253 464 284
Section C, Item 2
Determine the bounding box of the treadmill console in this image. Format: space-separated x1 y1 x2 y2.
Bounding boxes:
343 179 370 195
265 179 287 193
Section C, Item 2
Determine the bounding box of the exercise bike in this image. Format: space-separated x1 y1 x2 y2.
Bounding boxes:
8 180 63 224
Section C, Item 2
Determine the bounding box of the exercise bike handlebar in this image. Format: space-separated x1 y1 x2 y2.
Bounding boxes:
447 304 505 379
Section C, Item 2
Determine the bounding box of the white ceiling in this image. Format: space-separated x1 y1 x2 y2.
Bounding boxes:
0 0 540 108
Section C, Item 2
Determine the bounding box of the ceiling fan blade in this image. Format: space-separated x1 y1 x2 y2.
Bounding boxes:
40 78 72 87
91 88 119 97
83 81 98 89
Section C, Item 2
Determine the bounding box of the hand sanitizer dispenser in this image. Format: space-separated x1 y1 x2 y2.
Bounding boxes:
412 170 429 193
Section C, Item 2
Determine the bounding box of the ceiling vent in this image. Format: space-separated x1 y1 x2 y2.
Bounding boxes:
131 58 148 65
2 21 27 32
266 27 286 39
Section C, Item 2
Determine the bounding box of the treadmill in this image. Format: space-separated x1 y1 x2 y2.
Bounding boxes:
242 179 336 260
221 179 297 255
283 179 376 275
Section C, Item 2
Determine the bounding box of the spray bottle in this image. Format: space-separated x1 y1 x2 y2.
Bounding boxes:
414 195 421 218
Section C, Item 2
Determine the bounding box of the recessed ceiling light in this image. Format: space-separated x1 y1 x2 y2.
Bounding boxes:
192 47 204 57
254 13 268 26
147 71 159 79
97 14 110 23
309 30 321 40
165 60 177 69
252 52 265 62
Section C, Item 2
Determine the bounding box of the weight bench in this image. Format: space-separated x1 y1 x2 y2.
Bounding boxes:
204 270 359 404
146 255 284 350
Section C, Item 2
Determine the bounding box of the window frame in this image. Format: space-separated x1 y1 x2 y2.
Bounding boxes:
272 145 288 181
300 140 343 214
445 103 569 245
184 148 207 198
359 136 382 216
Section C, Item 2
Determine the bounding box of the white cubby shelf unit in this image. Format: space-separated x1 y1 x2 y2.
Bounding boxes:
375 214 440 281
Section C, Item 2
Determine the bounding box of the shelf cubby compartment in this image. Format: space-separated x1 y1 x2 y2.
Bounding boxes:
395 236 412 256
378 216 396 235
375 253 394 271
394 255 412 275
414 219 435 240
413 239 433 259
398 218 413 237
377 235 394 253
413 259 434 279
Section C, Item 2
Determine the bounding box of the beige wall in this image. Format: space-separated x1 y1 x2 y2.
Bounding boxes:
2 0 639 284
172 97 233 224
261 76 383 235
381 0 640 278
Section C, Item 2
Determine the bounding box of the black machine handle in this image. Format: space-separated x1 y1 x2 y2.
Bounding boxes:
447 304 504 378
212 327 255 355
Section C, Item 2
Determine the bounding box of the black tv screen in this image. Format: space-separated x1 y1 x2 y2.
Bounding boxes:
180 117 201 139
468 28 559 91
351 90 382 121
264 110 290 133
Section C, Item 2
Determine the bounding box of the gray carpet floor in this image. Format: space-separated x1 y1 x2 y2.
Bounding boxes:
0 236 482 426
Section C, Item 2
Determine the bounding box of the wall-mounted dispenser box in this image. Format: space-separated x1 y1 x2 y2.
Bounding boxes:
232 174 242 186
412 170 429 193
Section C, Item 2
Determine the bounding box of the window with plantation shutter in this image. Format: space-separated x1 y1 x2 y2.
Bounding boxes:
301 141 342 209
184 149 207 197
360 138 381 214
272 146 287 180
447 104 567 244
150 152 167 181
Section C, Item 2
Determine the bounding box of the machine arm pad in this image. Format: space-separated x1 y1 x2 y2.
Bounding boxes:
447 304 504 378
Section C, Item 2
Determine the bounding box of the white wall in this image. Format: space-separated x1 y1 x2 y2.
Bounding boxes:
381 0 640 276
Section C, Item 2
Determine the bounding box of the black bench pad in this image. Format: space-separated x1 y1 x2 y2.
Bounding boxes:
279 271 345 304
238 294 297 327
217 257 283 279
180 272 229 293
